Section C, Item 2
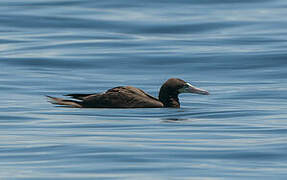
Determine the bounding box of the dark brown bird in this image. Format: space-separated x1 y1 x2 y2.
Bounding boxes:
47 78 209 108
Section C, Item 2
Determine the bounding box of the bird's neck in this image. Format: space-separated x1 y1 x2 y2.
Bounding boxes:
159 88 180 108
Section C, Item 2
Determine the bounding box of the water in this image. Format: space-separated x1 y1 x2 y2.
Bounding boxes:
1 0 287 179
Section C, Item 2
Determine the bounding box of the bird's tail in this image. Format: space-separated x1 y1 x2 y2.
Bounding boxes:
46 96 82 108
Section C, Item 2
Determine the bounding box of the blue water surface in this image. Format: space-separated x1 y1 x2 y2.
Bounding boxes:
0 0 287 179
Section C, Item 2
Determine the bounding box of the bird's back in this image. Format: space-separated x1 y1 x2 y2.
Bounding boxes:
80 86 163 108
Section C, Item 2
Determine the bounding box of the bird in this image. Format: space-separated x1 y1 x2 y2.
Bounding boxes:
47 78 209 108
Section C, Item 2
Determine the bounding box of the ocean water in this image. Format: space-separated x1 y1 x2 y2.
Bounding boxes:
1 0 287 179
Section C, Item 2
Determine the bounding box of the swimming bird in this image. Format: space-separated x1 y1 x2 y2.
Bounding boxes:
47 78 209 108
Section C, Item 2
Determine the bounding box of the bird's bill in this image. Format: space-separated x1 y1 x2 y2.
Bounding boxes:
179 83 209 95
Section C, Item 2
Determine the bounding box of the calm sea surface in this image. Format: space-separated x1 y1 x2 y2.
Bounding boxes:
1 0 287 179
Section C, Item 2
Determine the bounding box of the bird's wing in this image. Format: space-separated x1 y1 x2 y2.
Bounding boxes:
82 86 163 108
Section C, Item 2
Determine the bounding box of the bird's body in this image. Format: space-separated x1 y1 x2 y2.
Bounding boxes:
66 86 163 108
47 78 209 108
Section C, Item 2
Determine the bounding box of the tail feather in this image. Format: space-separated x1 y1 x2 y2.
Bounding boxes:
46 96 82 108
